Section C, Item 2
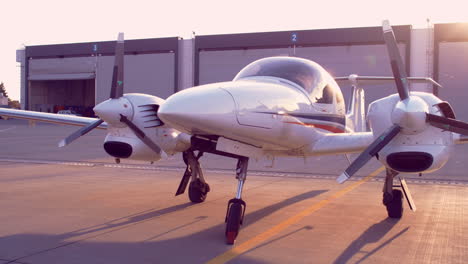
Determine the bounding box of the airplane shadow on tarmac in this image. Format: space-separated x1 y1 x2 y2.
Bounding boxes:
65 202 195 238
0 189 327 264
333 218 410 264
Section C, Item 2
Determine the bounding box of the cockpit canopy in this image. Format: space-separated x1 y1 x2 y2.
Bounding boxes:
233 57 343 106
234 57 326 93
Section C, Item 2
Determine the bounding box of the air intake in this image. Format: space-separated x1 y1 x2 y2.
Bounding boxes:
387 152 433 172
104 141 132 158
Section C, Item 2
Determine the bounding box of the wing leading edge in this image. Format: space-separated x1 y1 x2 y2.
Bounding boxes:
0 108 107 129
335 75 442 88
303 132 374 156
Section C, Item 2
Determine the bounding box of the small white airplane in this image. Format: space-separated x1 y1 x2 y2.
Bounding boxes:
2 21 468 244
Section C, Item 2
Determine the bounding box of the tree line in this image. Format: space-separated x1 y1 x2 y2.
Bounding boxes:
0 82 21 109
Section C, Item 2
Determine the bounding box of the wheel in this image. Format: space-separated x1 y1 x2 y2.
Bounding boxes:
188 179 210 203
386 189 403 218
225 202 243 245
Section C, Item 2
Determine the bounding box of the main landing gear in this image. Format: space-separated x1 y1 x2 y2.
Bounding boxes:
382 168 416 218
175 150 210 203
225 157 249 244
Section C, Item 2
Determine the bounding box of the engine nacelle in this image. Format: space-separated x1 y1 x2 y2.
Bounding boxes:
104 134 162 161
368 92 454 174
102 93 190 161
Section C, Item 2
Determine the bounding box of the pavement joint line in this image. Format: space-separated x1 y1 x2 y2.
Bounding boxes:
0 258 30 264
0 126 16 132
205 166 385 264
1 158 468 186
0 158 95 167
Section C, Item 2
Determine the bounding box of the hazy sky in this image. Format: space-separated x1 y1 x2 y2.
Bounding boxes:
1 0 467 100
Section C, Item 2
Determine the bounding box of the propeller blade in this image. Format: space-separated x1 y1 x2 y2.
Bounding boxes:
60 34 124 148
337 125 401 183
110 33 125 99
119 114 168 158
426 113 468 136
382 20 410 101
58 119 104 147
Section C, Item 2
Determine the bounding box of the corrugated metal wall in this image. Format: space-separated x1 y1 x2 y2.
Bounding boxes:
438 42 468 121
95 53 175 103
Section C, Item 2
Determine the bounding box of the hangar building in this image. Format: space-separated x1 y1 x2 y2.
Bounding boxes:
17 38 179 116
15 23 468 120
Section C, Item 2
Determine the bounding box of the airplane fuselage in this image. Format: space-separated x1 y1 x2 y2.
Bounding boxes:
159 57 348 154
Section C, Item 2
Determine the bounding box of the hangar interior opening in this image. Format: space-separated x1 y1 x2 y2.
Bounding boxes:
29 79 95 116
21 37 180 113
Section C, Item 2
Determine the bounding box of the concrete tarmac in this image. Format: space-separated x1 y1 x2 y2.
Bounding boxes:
1 119 468 263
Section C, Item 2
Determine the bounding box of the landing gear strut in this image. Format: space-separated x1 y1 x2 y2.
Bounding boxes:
382 168 416 218
175 150 210 203
225 157 249 245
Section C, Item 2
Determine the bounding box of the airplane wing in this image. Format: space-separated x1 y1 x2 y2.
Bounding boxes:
335 75 442 88
304 131 374 155
0 108 107 129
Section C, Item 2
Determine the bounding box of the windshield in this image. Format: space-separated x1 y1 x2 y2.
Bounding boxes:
233 57 325 93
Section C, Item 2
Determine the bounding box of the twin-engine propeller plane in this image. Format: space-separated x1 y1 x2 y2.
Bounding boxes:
2 20 468 244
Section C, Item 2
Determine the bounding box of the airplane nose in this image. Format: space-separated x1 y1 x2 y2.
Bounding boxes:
158 85 236 134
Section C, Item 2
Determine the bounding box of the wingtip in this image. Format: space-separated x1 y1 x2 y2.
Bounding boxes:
382 20 392 32
336 172 350 184
58 140 66 148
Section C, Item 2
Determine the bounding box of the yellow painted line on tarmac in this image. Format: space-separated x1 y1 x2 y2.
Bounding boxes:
206 166 385 264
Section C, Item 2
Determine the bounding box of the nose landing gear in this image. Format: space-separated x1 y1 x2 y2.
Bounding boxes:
225 198 246 244
174 137 251 244
225 157 249 244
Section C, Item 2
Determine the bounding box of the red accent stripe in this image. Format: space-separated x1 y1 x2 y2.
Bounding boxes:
284 121 345 133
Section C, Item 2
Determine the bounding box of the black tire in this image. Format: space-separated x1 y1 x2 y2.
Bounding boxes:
188 179 209 203
386 189 403 218
225 203 243 245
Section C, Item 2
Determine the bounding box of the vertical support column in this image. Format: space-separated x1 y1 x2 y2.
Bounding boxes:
177 38 195 92
410 28 434 93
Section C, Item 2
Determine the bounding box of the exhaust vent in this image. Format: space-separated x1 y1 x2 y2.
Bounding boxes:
138 104 164 128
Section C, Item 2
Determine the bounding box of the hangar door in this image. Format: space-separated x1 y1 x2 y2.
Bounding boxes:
28 57 96 116
438 42 468 121
199 44 406 113
95 53 175 103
